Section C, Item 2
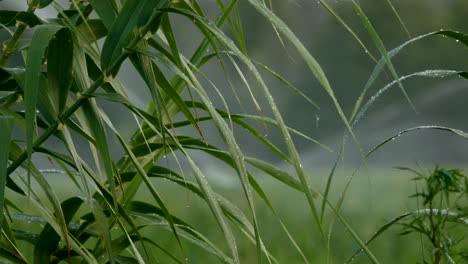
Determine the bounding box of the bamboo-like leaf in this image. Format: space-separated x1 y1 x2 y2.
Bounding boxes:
0 11 42 27
0 116 13 230
100 113 183 250
37 0 54 9
80 100 116 204
76 19 108 43
24 24 62 177
87 0 117 29
100 0 170 74
34 197 83 264
8 142 97 263
47 27 73 115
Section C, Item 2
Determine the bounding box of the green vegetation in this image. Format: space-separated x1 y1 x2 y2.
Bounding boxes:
0 1 467 263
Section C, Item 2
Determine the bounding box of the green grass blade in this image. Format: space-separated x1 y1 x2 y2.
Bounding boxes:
245 157 305 193
368 125 468 158
350 0 415 112
47 28 73 115
353 70 465 126
186 156 240 264
257 62 320 109
0 116 13 230
317 0 377 62
81 100 116 199
100 113 184 251
346 213 411 263
100 0 169 74
384 0 411 38
328 203 381 264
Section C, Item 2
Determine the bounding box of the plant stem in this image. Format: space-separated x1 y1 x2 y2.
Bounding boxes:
0 3 38 66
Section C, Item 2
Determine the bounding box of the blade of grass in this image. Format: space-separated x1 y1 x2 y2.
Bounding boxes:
0 116 13 230
47 27 73 115
100 0 170 74
350 0 415 112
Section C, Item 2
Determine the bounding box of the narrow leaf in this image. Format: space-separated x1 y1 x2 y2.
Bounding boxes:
24 24 62 177
0 116 13 230
101 0 170 74
47 27 74 114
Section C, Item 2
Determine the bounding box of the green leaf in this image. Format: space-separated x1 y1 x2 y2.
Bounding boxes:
100 0 170 74
37 0 54 9
76 19 108 43
24 24 62 177
47 28 73 114
80 100 116 205
34 197 83 264
368 125 468 158
328 203 381 264
0 116 13 230
245 157 305 193
350 0 415 111
87 0 118 29
0 10 42 27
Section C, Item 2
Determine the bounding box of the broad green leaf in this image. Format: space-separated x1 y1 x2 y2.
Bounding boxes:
101 0 170 74
0 116 13 230
37 0 53 9
0 10 42 27
34 197 83 264
24 24 62 179
47 27 73 114
76 19 108 43
87 0 117 29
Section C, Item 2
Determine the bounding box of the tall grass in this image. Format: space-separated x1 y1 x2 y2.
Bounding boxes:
0 0 467 263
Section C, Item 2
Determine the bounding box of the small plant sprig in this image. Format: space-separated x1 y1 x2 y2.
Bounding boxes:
398 166 468 264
